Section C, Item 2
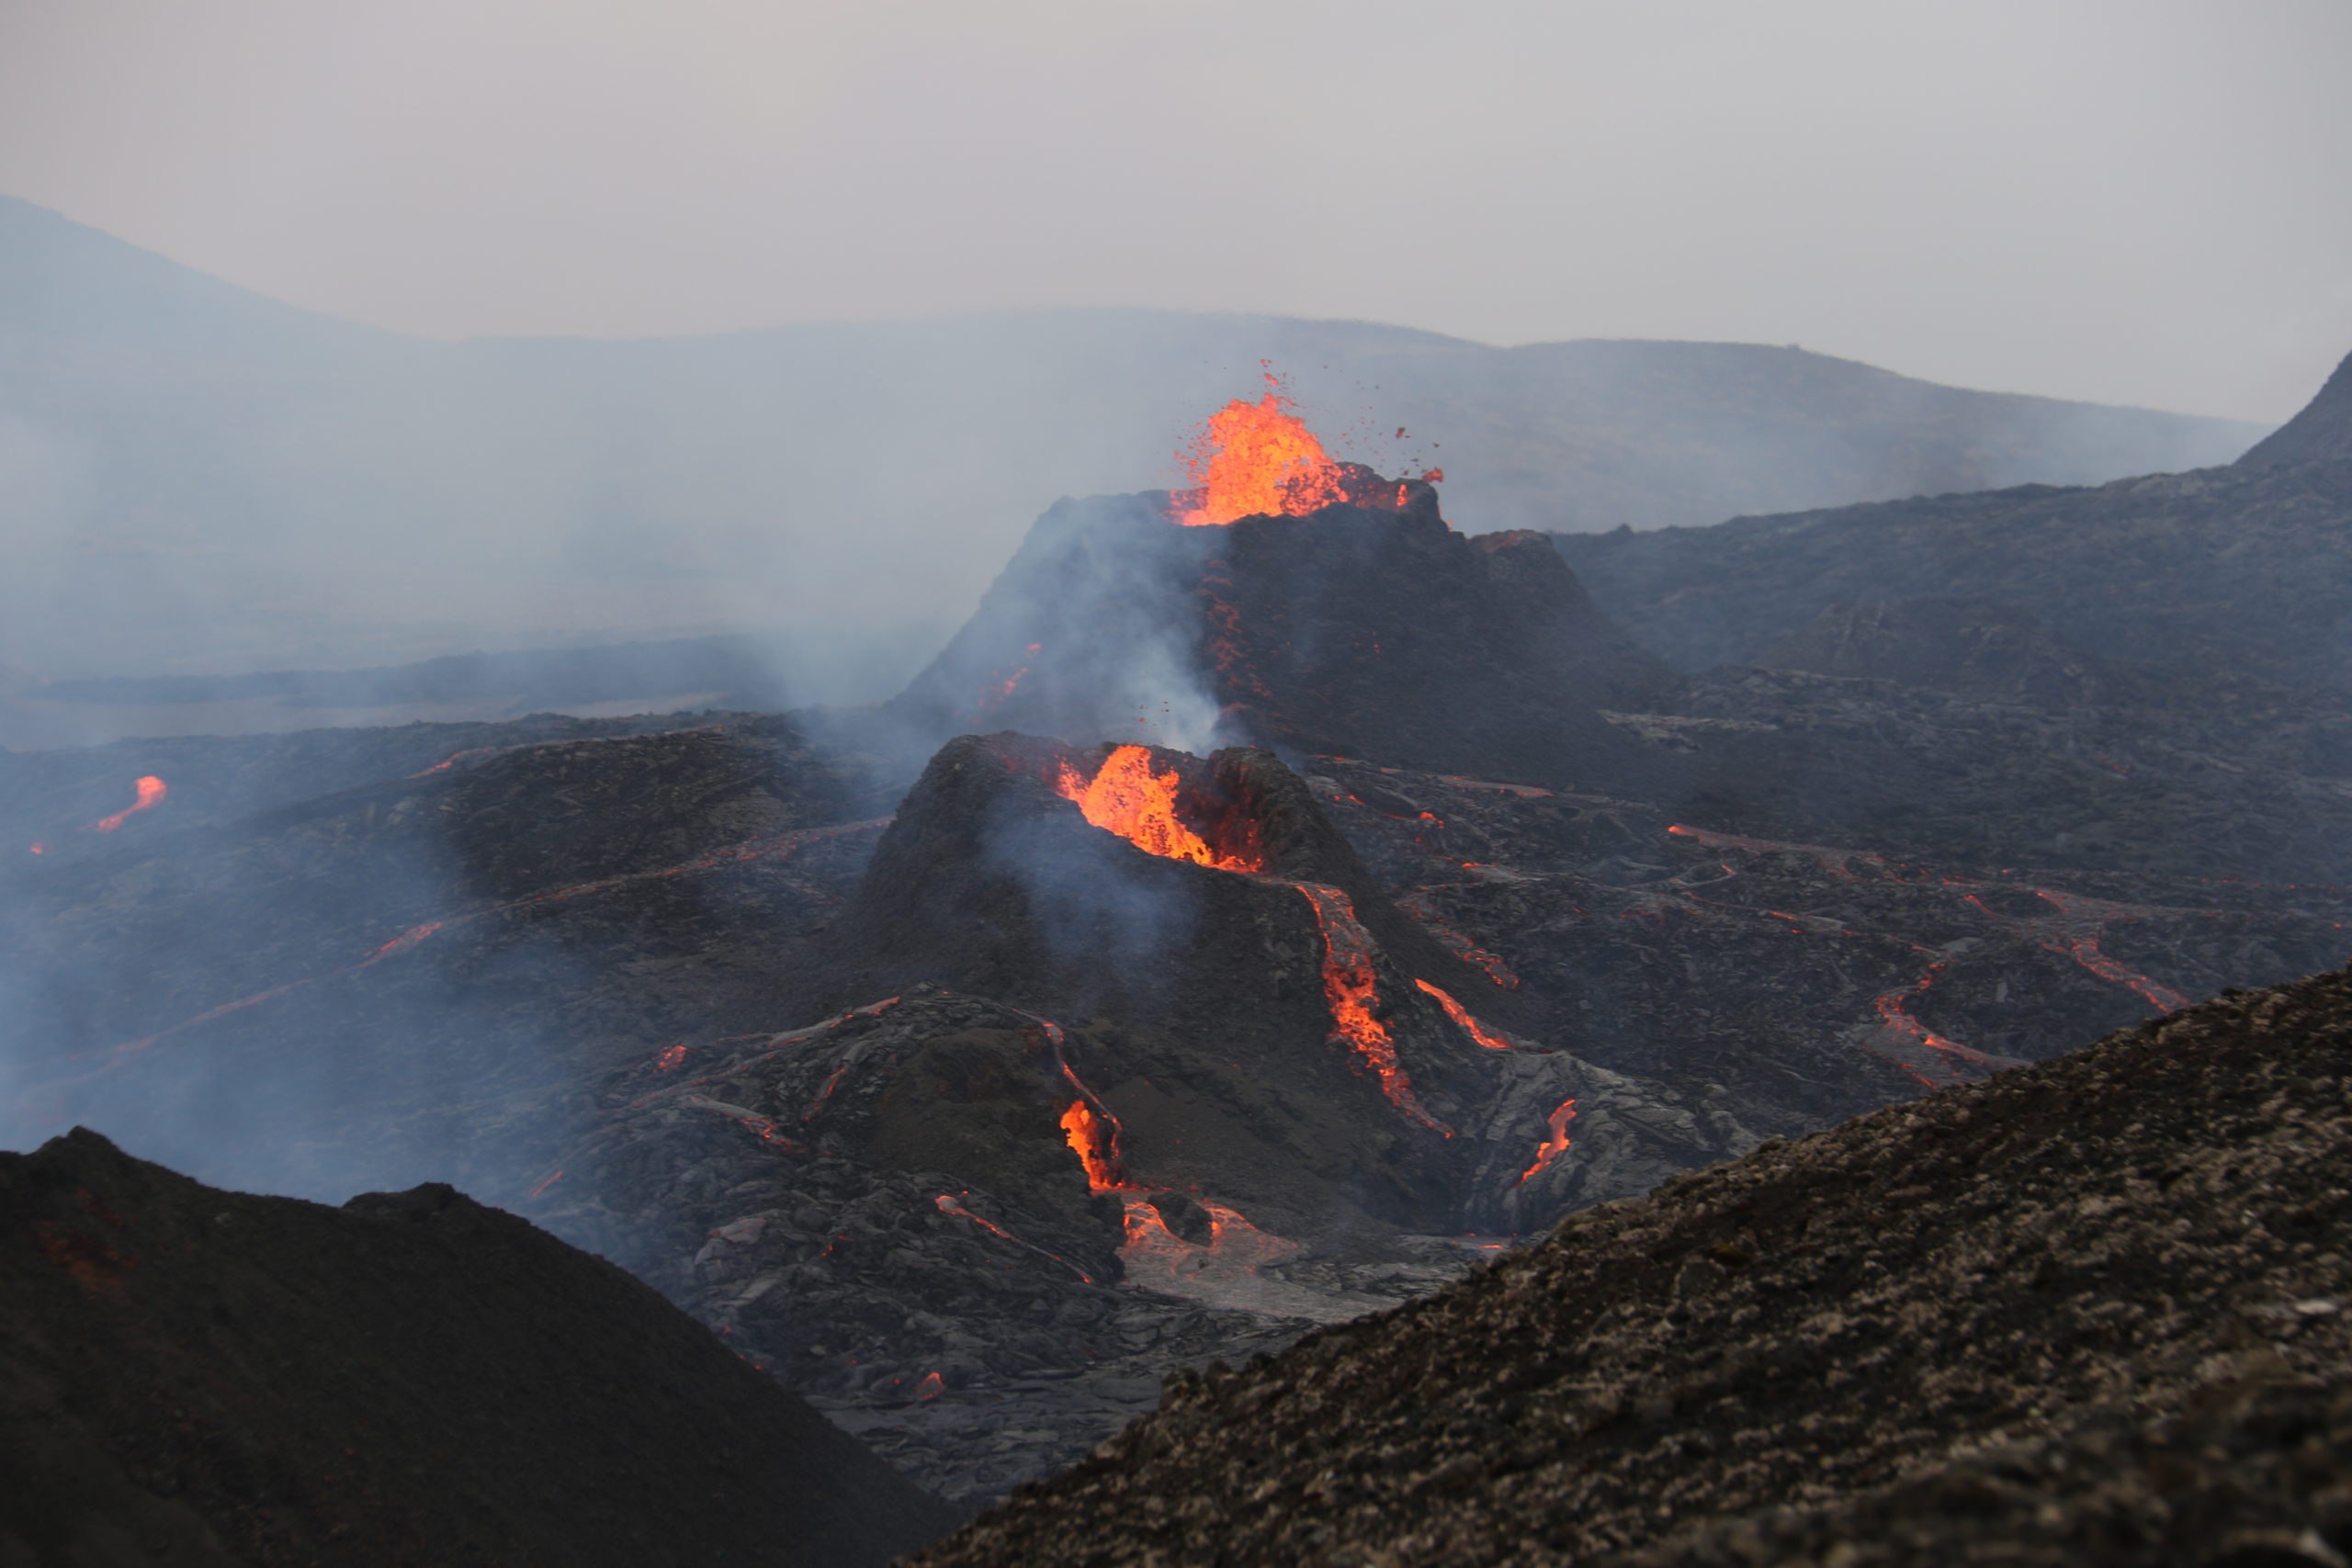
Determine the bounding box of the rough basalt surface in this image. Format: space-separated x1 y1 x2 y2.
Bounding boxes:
911 962 2352 1566
0 1127 955 1568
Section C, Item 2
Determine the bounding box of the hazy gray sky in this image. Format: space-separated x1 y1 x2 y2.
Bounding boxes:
3 0 2348 421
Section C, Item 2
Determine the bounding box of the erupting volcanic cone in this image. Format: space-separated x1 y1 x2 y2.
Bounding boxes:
842 732 1513 1228
882 410 1671 791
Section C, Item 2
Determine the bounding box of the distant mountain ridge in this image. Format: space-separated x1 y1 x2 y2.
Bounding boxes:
2239 347 2352 466
0 195 2270 728
1552 349 2352 694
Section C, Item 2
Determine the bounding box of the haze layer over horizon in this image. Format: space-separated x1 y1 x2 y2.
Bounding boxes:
3 0 2347 423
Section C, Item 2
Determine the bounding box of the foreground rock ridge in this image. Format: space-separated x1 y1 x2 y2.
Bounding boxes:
913 962 2352 1566
0 1128 954 1567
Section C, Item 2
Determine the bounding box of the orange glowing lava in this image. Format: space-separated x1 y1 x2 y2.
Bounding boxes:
1517 1098 1577 1185
86 776 167 833
1413 978 1513 1049
1173 374 1348 526
1055 746 1262 871
1059 1100 1128 1192
1297 884 1451 1134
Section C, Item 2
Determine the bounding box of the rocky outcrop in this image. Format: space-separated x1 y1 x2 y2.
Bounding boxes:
911 960 2352 1567
0 1127 955 1567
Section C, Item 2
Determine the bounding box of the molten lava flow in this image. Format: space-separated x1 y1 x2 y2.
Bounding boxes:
1054 746 1263 872
1517 1098 1577 1185
2026 889 2193 1013
1173 374 1348 526
1868 961 2009 1089
1059 1100 1128 1192
1413 978 1514 1049
85 776 167 833
1296 884 1452 1134
1118 1197 1301 1287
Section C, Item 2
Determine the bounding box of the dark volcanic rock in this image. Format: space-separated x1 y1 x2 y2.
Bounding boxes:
1552 456 2352 695
912 961 2352 1567
2240 347 2352 467
0 1127 953 1567
1310 751 2352 1134
1756 595 2145 707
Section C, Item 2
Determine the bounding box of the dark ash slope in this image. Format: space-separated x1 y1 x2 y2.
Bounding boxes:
1550 345 2352 692
1554 457 2352 691
0 1128 955 1567
915 962 2352 1566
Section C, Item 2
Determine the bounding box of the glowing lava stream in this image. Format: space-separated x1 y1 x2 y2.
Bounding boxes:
1173 373 1349 526
1517 1098 1577 1185
2019 888 2194 1012
1412 978 1514 1049
47 818 894 1089
1295 884 1453 1134
85 776 168 833
1868 961 2013 1090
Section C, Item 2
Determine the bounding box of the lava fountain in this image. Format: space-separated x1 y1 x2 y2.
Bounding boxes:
1054 745 1264 872
1172 373 1350 527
